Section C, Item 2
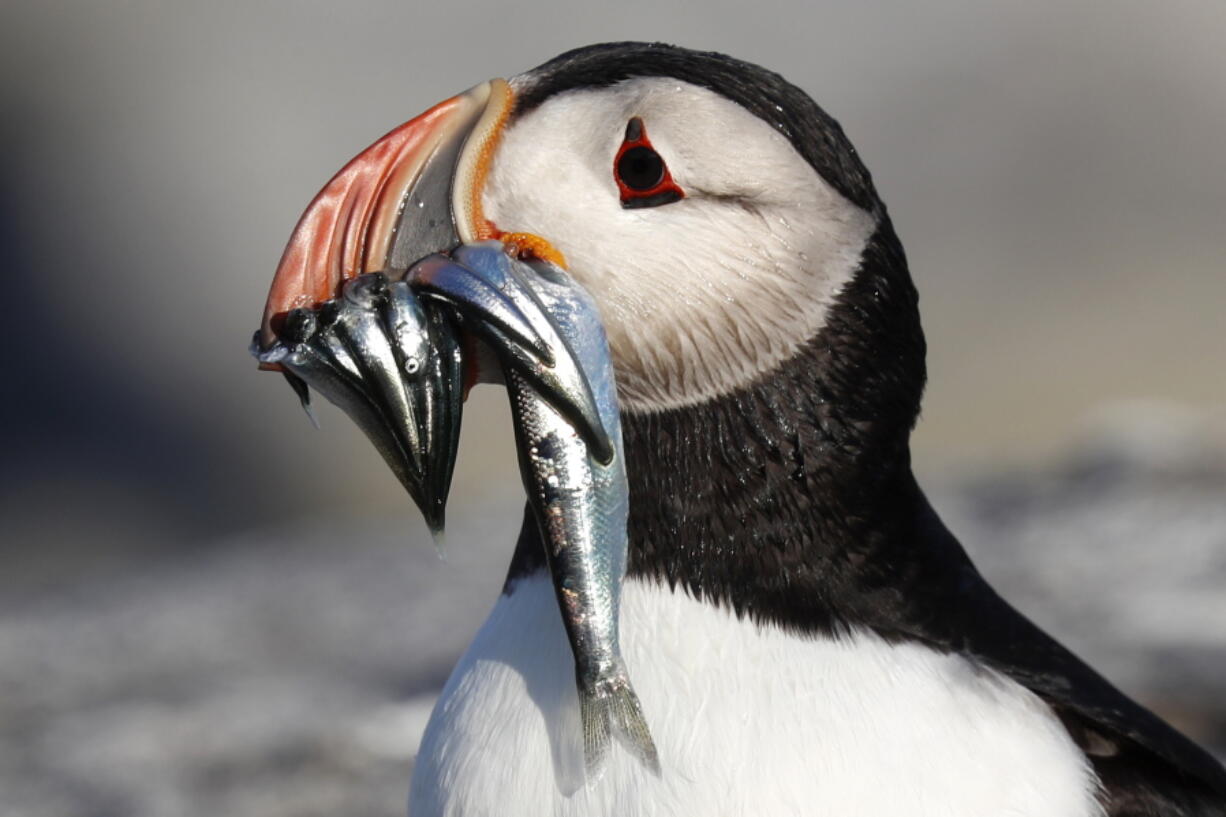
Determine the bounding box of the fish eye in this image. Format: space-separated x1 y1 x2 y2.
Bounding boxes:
614 117 685 209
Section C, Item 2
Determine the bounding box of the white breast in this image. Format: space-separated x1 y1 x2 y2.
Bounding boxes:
409 574 1102 817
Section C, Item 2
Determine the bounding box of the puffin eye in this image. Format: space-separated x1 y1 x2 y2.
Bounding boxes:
618 147 665 191
614 117 685 209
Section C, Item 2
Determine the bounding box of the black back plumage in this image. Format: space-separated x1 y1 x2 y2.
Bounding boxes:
504 42 1226 815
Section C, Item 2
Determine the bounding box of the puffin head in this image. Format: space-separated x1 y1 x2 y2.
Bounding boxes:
487 45 928 618
259 43 926 592
485 44 887 413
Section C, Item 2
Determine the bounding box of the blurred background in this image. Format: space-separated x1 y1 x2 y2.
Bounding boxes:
2 1 1224 815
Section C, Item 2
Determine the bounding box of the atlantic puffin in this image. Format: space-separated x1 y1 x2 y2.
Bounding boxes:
256 42 1226 816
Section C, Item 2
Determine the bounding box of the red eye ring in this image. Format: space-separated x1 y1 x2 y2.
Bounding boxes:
614 117 685 209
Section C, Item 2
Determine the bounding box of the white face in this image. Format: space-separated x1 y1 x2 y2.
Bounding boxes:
483 77 877 414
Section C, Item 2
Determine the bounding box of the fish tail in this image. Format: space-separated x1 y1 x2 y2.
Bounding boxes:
609 680 661 774
579 689 612 778
579 673 661 778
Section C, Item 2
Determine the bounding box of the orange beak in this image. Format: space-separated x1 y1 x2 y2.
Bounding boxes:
258 79 514 354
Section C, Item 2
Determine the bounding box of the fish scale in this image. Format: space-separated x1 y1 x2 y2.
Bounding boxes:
424 244 660 778
460 244 659 779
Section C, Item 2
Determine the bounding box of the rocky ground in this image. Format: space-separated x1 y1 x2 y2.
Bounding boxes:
3 431 1224 817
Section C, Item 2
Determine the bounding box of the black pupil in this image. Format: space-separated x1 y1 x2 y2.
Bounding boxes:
618 146 665 191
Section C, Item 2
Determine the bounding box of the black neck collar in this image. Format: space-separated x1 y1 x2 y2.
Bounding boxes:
505 220 956 636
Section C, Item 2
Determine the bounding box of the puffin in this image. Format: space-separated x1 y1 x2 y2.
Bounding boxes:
256 42 1226 816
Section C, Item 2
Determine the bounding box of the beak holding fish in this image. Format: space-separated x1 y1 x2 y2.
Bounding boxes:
251 80 660 779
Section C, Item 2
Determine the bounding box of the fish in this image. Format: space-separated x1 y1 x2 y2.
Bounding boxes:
409 242 660 778
251 272 464 535
255 240 659 779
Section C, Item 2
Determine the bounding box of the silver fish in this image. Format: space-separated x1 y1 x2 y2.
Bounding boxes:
256 241 658 778
410 243 660 778
250 259 606 538
251 272 464 534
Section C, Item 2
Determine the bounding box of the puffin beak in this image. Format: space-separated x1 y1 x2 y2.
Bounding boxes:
253 78 611 535
259 79 513 349
253 80 514 533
